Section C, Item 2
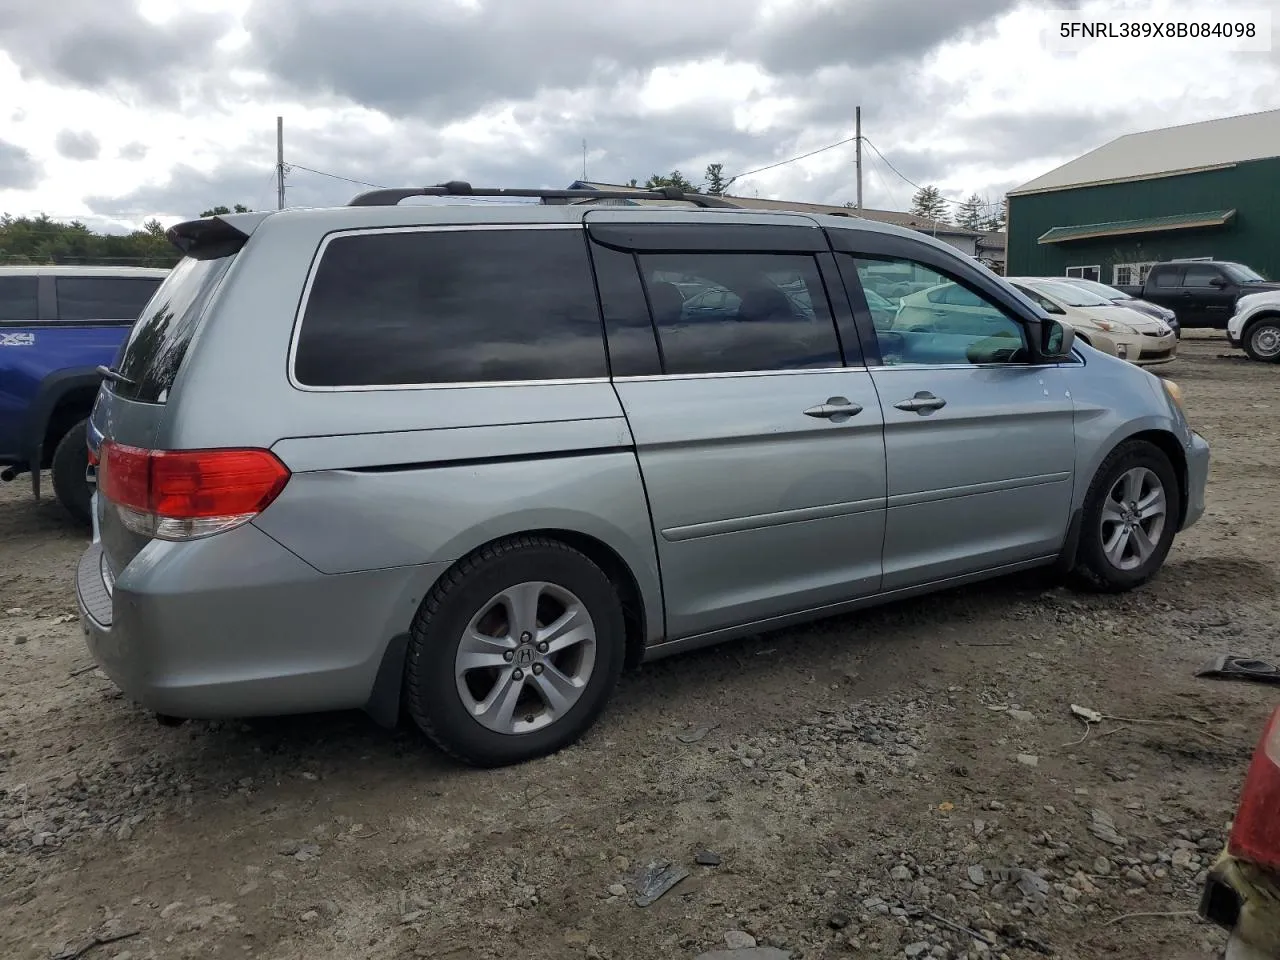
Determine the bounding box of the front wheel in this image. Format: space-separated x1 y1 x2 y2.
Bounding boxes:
404 536 626 767
1243 319 1280 363
51 418 92 527
1072 440 1181 592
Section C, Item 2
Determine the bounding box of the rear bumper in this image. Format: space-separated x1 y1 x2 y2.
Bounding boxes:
75 524 447 720
1183 431 1210 531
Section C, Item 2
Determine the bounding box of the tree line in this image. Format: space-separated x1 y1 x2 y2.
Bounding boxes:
0 173 1006 269
0 205 251 267
908 185 1006 233
635 166 1006 233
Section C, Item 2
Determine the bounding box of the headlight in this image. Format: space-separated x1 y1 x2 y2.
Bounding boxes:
1093 319 1137 335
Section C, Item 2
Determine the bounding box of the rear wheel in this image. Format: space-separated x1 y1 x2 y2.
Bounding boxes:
1243 318 1280 363
51 418 92 527
404 536 626 767
1073 440 1181 592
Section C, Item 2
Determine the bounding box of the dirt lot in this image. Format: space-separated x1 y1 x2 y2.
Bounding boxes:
2 332 1278 960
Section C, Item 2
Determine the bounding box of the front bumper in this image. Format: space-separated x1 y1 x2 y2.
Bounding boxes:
1182 430 1210 531
74 524 443 720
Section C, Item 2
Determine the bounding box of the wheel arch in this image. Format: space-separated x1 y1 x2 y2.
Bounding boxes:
24 368 102 498
364 526 657 729
1117 428 1190 530
1241 310 1280 343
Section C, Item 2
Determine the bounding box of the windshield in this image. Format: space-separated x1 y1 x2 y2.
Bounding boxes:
1030 280 1112 307
1065 278 1127 300
1222 262 1267 283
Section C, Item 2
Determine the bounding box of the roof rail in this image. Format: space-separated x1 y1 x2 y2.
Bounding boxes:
347 180 739 209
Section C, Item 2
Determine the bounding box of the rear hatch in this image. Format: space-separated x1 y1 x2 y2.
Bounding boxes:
91 214 263 580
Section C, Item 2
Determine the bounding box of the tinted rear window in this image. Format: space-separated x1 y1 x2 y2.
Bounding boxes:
111 256 234 403
56 276 164 322
293 227 607 387
0 276 38 321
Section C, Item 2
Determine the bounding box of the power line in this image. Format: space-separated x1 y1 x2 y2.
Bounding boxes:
286 163 531 203
287 163 388 190
693 133 861 191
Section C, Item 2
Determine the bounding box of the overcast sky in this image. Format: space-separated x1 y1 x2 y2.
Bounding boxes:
1 0 1277 232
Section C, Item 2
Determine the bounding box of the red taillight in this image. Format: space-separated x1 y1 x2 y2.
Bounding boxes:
99 441 290 541
1228 707 1280 871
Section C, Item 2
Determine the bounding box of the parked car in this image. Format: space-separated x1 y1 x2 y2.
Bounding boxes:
1199 705 1280 960
1006 277 1177 367
0 266 169 523
1115 261 1280 330
1056 276 1180 338
1227 289 1280 363
76 183 1209 768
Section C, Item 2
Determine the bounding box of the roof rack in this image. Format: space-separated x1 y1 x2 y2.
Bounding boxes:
347 180 739 209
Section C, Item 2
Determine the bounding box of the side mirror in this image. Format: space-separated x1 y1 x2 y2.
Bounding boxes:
1209 276 1228 289
1039 318 1076 361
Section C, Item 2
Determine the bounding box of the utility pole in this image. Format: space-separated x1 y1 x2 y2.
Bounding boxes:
582 139 588 181
276 116 285 210
854 105 863 210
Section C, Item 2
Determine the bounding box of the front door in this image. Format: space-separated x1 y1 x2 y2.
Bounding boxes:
586 212 888 640
841 252 1077 590
1180 263 1237 329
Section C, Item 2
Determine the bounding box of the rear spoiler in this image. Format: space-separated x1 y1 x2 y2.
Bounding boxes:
166 211 272 260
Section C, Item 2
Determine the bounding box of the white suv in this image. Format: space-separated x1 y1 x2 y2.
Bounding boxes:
1227 291 1280 362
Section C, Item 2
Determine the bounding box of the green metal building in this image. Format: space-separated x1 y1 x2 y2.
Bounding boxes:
1007 108 1280 287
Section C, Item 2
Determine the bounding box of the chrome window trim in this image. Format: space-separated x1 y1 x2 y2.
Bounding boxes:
287 223 596 393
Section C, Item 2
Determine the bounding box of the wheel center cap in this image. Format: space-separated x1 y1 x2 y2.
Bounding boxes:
514 645 536 667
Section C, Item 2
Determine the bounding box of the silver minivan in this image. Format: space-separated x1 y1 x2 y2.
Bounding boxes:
76 184 1209 767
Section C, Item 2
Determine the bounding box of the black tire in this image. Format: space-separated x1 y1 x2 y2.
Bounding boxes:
1242 317 1280 363
404 535 626 767
1072 440 1181 593
51 418 92 527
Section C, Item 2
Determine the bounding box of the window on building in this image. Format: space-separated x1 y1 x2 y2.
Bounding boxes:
635 252 846 375
293 228 608 387
1112 262 1158 287
1065 265 1101 282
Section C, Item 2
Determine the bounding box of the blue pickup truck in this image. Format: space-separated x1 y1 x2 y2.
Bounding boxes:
0 266 169 523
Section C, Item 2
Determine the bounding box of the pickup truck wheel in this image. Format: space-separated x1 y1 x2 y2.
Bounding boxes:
51 418 92 527
1243 318 1280 363
1072 440 1181 593
403 536 626 767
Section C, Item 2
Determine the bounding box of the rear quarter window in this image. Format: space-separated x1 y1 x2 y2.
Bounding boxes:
55 276 164 322
0 276 38 322
111 256 235 403
292 227 608 387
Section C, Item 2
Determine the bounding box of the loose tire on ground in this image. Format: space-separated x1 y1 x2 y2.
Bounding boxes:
403 535 627 767
1072 439 1181 593
1243 317 1280 363
51 418 92 527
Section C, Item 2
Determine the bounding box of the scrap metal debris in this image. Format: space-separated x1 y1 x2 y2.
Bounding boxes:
633 859 689 907
1196 654 1280 686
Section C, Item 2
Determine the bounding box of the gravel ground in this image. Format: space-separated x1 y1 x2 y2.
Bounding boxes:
2 332 1278 960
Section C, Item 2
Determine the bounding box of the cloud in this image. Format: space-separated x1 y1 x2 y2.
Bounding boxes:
0 140 41 190
243 0 1015 123
55 128 101 161
3 0 1279 233
0 0 235 106
118 142 149 162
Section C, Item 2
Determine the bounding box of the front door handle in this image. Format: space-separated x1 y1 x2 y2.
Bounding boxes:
803 396 863 421
894 391 947 414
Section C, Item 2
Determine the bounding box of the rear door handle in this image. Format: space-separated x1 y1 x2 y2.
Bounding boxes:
894 391 947 413
803 396 863 421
